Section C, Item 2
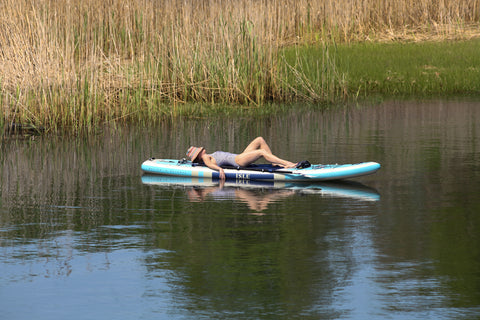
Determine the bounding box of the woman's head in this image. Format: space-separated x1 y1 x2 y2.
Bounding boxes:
186 146 204 162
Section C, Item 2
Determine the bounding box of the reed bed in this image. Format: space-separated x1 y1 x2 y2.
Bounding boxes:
1 0 479 133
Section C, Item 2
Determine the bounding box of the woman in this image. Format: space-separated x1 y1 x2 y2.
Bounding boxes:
186 137 296 180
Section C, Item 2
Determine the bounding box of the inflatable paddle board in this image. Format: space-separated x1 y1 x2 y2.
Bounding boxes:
141 158 380 182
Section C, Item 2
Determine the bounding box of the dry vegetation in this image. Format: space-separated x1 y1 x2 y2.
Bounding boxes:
1 0 479 132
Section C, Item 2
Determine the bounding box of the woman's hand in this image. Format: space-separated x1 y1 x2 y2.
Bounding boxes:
218 168 226 180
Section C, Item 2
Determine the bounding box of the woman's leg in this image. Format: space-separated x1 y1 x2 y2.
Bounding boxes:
235 149 295 168
241 137 272 154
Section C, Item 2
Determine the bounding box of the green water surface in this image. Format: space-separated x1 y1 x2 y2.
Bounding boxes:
1 99 480 319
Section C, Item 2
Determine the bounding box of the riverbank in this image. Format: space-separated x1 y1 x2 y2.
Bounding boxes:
1 0 479 134
282 38 480 101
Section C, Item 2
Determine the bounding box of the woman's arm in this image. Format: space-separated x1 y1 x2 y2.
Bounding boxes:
202 155 226 180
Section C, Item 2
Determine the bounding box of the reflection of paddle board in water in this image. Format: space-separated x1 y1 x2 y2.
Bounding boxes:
141 158 381 182
141 175 380 202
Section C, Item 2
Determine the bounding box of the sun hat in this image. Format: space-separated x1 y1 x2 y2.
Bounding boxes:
186 146 204 161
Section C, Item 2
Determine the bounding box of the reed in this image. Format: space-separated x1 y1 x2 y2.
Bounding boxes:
1 0 479 133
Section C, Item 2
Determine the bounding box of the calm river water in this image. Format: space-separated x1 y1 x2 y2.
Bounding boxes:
1 99 480 320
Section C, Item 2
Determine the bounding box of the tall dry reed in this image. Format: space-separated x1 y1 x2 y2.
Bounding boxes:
1 0 479 132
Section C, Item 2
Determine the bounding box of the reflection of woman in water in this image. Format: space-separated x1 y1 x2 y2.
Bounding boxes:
187 181 295 212
186 137 296 180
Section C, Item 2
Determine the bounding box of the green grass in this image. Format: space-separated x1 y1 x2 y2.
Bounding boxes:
283 39 480 100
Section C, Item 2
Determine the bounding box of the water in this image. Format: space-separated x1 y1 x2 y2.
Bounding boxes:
1 99 480 320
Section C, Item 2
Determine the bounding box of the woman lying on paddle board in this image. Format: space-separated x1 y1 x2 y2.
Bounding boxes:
186 137 296 180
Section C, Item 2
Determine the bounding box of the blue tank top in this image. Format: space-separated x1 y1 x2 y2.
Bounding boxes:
210 151 239 167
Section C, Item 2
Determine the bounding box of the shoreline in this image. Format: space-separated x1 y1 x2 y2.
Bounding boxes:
1 0 479 134
2 37 479 135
